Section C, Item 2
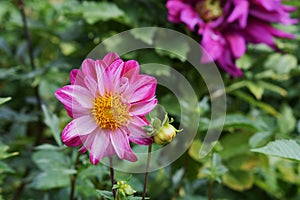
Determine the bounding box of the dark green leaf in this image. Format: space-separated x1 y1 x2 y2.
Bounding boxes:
251 139 300 161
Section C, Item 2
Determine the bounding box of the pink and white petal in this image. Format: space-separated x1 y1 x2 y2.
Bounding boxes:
55 87 90 118
106 60 124 91
124 75 156 98
129 82 157 103
126 122 153 145
64 135 83 147
79 134 94 153
126 122 149 139
118 77 129 95
110 129 137 162
129 98 158 116
82 59 97 81
129 136 153 145
130 116 149 127
84 76 98 97
70 69 85 86
123 60 140 79
95 60 106 96
62 115 98 143
58 85 93 108
103 52 120 67
89 129 110 164
226 33 246 59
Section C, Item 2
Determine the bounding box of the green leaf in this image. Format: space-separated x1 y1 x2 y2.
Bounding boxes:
236 54 253 70
188 139 203 162
223 170 254 191
0 161 14 173
0 97 11 105
257 81 287 96
29 171 71 190
203 114 262 131
251 139 300 161
80 2 124 24
42 104 62 146
32 150 69 171
249 131 273 148
245 81 264 100
0 144 18 160
96 190 113 200
231 91 279 116
34 144 61 151
264 53 297 74
220 132 252 160
277 104 296 135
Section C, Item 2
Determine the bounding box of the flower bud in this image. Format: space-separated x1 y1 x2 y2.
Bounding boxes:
114 180 136 200
154 124 177 145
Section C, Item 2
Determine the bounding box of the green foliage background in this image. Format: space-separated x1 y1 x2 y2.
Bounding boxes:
1 0 300 199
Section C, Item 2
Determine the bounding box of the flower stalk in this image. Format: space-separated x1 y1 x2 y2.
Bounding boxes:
109 157 117 199
142 144 152 200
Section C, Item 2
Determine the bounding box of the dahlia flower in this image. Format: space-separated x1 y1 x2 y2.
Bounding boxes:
166 0 298 76
55 52 157 164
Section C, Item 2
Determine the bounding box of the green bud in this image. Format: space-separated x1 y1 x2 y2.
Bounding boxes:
154 124 177 145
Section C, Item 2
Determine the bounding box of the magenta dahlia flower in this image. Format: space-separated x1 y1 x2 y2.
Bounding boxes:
166 0 298 76
55 52 157 164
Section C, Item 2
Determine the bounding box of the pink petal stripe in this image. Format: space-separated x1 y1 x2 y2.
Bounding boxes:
82 59 97 81
95 60 106 96
64 135 83 147
55 88 90 118
123 60 140 79
129 136 153 145
70 69 85 86
130 116 148 126
227 0 249 28
110 129 137 162
84 76 98 97
226 33 246 59
89 129 110 164
129 82 157 103
130 98 158 116
124 75 156 98
103 52 120 67
106 60 124 92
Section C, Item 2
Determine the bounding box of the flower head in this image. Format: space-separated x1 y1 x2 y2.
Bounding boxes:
166 0 298 77
55 52 157 164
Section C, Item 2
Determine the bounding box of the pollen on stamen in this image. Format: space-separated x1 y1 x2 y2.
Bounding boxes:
92 94 129 130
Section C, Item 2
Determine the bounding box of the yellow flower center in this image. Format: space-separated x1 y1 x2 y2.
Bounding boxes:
195 0 223 22
92 94 129 130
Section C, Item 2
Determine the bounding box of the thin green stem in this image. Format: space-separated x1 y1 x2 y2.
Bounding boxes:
208 180 213 200
142 144 152 200
110 157 116 199
208 153 214 200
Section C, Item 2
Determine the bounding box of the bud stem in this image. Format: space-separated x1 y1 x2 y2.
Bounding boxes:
142 144 152 200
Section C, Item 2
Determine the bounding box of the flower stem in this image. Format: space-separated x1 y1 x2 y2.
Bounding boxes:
142 144 152 200
70 153 80 200
208 180 213 200
109 157 116 199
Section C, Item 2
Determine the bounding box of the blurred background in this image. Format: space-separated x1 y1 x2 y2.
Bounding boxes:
1 0 300 199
